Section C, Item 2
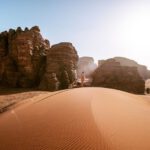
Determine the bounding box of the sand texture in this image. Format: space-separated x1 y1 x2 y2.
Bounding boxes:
0 90 48 113
0 88 150 150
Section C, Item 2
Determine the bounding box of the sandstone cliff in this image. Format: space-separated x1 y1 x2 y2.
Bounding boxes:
92 59 145 94
39 42 79 90
0 26 50 88
1 26 147 93
0 27 79 91
108 57 150 80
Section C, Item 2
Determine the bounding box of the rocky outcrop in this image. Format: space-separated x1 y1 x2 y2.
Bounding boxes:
0 26 50 88
39 42 79 91
0 27 79 91
112 57 150 80
77 57 97 78
92 59 145 94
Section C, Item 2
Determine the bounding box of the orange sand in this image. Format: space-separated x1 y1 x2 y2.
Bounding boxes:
0 91 48 113
0 88 150 150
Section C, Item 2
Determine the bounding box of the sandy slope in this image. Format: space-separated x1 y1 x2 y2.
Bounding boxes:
0 91 48 113
0 88 150 150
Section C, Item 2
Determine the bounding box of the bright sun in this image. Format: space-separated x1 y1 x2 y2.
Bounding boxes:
121 8 150 50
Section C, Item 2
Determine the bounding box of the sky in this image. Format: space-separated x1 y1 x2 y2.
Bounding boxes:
0 0 150 68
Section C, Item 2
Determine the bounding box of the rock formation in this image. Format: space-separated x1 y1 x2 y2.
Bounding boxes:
92 59 145 94
2 26 147 93
77 57 97 78
0 27 79 91
107 57 150 80
39 42 79 90
0 26 50 88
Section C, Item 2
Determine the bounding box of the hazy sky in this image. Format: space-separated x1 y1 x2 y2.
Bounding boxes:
0 0 150 68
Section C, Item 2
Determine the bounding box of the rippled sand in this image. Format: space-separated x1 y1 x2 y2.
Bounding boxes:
0 88 150 150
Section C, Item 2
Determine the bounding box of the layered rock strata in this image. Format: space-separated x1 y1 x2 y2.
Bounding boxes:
0 26 50 88
98 57 150 80
39 42 79 90
92 59 145 94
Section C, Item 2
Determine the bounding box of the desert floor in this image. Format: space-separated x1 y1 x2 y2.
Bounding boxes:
0 88 49 113
0 87 150 150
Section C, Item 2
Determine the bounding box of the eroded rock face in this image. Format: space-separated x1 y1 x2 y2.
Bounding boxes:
0 31 8 58
112 57 150 80
77 57 97 78
92 59 145 94
39 42 79 90
0 26 50 88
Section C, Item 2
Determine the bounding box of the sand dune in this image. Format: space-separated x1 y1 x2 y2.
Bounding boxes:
0 88 150 150
0 90 48 113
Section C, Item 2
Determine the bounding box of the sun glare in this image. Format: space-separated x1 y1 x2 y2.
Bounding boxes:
121 8 150 50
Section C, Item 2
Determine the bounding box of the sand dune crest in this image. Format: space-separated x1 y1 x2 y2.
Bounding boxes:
0 88 150 150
